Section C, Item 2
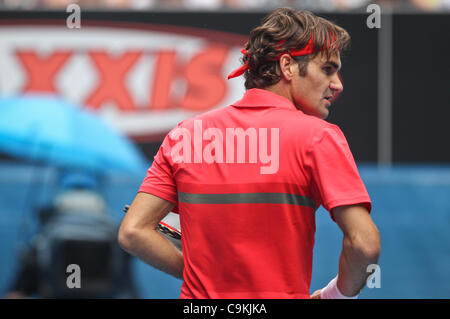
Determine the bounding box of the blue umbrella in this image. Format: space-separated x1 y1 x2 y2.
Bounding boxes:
0 94 148 175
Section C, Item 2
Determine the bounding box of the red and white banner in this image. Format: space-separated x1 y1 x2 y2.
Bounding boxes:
0 21 247 141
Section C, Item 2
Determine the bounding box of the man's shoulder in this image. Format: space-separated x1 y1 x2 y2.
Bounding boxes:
170 105 342 137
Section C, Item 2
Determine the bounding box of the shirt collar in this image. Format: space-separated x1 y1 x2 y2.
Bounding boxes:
231 88 298 110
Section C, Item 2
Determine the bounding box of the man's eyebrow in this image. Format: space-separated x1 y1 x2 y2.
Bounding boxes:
326 61 341 71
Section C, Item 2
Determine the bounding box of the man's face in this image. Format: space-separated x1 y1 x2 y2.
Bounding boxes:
290 52 343 119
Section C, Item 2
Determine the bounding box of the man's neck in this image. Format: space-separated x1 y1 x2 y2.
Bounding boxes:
264 83 295 108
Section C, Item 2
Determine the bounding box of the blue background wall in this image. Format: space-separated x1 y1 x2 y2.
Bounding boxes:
1 163 449 298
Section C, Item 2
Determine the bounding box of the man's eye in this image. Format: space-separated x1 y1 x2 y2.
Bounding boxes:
323 67 334 75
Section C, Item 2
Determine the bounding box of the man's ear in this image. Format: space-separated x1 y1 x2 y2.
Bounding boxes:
279 54 297 81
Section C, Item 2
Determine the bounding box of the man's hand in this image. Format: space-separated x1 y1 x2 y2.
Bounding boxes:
310 289 321 299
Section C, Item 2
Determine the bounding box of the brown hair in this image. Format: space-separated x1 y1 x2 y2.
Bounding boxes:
243 8 351 90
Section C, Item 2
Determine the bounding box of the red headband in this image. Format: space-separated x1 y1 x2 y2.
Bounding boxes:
227 36 315 80
227 31 336 80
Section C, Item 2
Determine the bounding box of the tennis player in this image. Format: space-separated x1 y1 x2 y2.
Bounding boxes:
118 7 380 299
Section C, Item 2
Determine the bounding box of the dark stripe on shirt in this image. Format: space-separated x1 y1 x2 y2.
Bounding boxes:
178 192 317 209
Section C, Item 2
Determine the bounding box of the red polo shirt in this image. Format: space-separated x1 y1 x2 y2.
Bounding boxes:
139 88 371 299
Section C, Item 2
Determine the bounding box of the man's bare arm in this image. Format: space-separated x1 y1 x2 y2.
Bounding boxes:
334 204 380 296
118 192 183 279
311 204 381 298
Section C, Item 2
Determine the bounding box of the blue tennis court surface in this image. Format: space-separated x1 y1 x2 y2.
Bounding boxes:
0 163 449 298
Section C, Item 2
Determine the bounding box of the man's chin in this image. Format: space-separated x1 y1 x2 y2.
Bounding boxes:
301 105 329 119
319 107 330 119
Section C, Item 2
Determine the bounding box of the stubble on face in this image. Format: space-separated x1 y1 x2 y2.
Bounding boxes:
293 53 342 119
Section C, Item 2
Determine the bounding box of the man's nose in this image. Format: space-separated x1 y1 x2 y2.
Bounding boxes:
330 73 343 93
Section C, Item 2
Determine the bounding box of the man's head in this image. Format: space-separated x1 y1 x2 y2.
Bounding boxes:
235 8 350 119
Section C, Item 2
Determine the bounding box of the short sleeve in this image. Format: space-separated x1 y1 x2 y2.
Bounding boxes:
139 133 178 206
306 125 371 218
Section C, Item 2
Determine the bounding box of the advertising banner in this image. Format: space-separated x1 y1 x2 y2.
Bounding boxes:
0 19 248 143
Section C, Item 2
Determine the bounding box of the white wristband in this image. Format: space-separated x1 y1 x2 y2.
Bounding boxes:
320 276 359 299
